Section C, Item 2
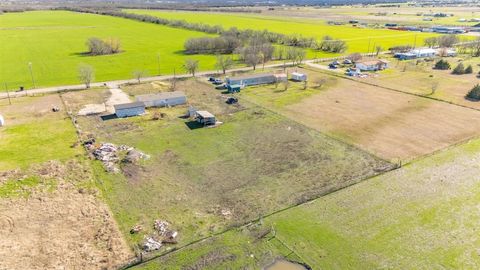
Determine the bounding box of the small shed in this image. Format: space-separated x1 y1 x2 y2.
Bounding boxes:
114 102 145 118
136 91 186 108
195 111 216 126
227 84 242 93
0 115 4 127
291 72 307 82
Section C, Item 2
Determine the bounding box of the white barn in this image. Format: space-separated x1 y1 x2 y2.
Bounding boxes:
291 72 307 82
0 114 4 127
114 102 145 118
136 91 187 108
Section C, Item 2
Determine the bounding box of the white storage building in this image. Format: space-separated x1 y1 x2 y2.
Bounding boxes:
291 72 307 82
0 114 4 127
136 91 187 108
114 102 146 118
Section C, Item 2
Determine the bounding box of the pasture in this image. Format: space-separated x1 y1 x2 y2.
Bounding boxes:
239 68 480 161
359 57 480 110
62 78 392 250
265 137 480 269
126 9 439 54
0 95 82 170
0 10 218 89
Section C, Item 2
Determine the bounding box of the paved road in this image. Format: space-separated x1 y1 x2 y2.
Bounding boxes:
0 61 305 99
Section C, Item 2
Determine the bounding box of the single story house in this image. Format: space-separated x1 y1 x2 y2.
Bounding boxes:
195 110 216 126
0 114 4 127
114 102 145 118
355 59 389 71
136 91 186 108
291 72 307 82
395 48 437 60
226 73 276 87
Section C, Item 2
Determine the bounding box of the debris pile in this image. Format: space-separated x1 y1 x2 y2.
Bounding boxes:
143 237 162 252
84 141 150 173
130 225 143 234
141 219 179 252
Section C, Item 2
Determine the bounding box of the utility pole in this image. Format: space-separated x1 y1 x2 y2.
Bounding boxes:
367 38 371 56
413 34 418 49
4 83 11 105
28 62 36 89
157 53 161 75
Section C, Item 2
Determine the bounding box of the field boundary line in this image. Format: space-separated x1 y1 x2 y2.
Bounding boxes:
303 64 480 113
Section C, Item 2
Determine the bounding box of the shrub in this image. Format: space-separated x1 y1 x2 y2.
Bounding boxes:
434 59 450 70
466 84 480 100
465 65 473 74
452 63 465 75
86 37 121 56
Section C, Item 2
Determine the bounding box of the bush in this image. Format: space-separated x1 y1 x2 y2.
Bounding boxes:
465 65 473 74
434 59 451 70
452 63 465 75
466 84 480 100
86 37 121 56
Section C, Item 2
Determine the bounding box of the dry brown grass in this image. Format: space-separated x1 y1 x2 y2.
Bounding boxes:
283 77 480 161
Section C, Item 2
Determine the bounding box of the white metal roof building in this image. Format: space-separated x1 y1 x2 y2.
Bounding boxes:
136 91 187 108
114 102 145 118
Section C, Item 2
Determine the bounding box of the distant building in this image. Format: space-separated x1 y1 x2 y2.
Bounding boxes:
227 84 242 93
431 26 466 34
226 73 276 87
195 111 216 126
0 114 4 127
114 102 145 118
355 59 389 71
291 72 307 82
136 91 186 108
274 73 288 82
395 48 437 60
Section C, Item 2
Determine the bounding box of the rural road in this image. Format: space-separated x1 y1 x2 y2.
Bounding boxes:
0 61 302 99
0 58 345 99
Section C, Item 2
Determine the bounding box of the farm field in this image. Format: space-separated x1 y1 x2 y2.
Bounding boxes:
257 5 480 26
0 95 133 269
239 67 480 161
62 78 393 251
126 9 439 53
132 116 480 269
359 57 480 109
264 137 480 269
0 10 218 90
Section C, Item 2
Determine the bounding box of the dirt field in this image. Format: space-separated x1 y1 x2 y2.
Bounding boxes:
359 58 480 110
0 161 133 270
281 77 480 161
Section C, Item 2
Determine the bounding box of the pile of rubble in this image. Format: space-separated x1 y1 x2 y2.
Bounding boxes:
83 139 150 173
141 219 179 252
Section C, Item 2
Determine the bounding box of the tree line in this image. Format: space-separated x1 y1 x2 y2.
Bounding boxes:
60 7 347 53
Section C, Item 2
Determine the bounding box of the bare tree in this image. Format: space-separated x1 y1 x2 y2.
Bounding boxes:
438 34 459 48
282 80 290 91
133 70 147 83
424 37 438 48
183 59 199 77
347 53 363 62
375 46 383 56
78 64 94 88
215 55 234 74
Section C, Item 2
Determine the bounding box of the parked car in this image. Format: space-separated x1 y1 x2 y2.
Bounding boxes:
213 78 223 85
226 97 238 104
343 59 353 65
329 63 338 69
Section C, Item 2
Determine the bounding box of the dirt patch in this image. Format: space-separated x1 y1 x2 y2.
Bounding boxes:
285 77 480 161
0 161 133 270
105 87 132 114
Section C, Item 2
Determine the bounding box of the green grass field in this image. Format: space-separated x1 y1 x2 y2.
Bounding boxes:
126 9 439 54
132 131 480 269
0 10 218 89
0 95 82 170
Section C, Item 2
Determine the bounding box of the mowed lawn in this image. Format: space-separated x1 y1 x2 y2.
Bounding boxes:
0 95 82 171
0 11 217 89
126 9 439 54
